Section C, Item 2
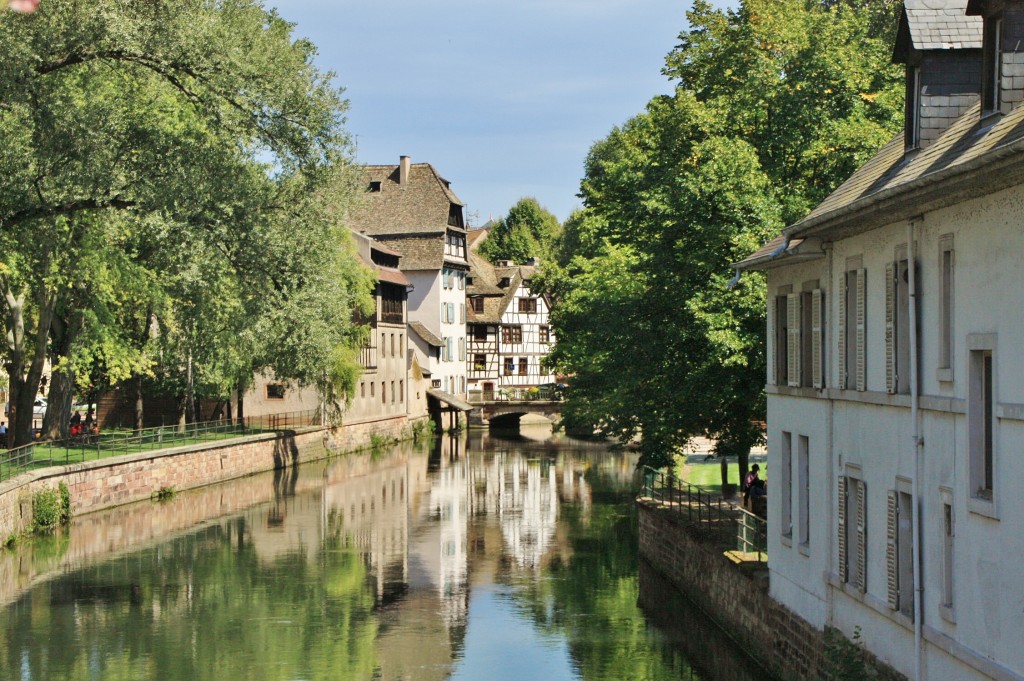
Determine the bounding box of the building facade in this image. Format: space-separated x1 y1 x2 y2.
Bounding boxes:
736 3 1024 679
348 157 470 409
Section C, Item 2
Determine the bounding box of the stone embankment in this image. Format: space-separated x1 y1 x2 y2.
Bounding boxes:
637 500 905 681
0 415 417 541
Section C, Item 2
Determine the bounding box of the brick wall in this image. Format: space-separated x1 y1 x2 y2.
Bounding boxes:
637 502 905 681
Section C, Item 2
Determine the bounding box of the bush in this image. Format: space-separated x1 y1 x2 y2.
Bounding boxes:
33 482 72 531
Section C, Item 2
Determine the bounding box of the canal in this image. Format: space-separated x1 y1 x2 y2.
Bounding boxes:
0 429 768 681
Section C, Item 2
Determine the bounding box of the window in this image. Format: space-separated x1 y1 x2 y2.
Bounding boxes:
504 358 514 375
518 297 537 314
460 376 465 394
399 333 404 358
539 325 550 344
780 432 793 540
369 180 382 192
838 473 866 592
885 249 914 395
371 382 375 397
906 65 921 149
798 435 809 547
502 326 522 344
474 354 486 371
458 273 465 290
391 381 396 404
380 283 404 324
473 325 487 341
774 292 789 385
518 357 528 375
447 337 454 363
968 337 996 505
391 333 395 357
458 337 465 362
941 490 955 615
982 16 1003 114
938 235 954 380
839 262 866 391
400 380 404 402
886 486 915 619
266 384 286 400
470 297 484 313
460 303 465 324
442 268 449 290
441 337 449 362
381 382 386 404
448 303 455 324
360 382 365 398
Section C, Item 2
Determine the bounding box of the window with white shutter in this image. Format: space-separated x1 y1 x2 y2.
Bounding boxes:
886 490 899 610
855 478 867 593
811 289 824 389
838 475 848 583
855 268 866 392
787 294 800 387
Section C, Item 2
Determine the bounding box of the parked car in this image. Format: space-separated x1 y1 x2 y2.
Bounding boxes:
4 397 47 417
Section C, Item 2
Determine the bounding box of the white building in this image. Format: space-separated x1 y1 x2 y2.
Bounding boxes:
348 156 472 426
735 3 1024 679
465 242 556 401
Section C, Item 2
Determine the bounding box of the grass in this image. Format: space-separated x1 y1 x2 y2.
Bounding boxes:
0 426 270 482
675 456 743 498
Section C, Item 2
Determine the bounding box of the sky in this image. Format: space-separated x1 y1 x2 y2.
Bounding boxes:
276 1 734 225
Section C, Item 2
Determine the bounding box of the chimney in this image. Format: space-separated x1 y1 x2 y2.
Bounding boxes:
399 156 411 186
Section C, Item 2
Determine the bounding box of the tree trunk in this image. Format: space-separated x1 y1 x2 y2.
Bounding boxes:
236 379 245 425
42 310 84 441
5 287 58 448
133 373 144 431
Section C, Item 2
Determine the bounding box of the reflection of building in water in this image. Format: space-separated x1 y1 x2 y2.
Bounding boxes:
408 435 469 626
468 450 591 570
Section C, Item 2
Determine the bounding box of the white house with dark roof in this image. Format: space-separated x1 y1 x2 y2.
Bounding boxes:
735 2 1024 679
347 156 471 426
465 235 555 401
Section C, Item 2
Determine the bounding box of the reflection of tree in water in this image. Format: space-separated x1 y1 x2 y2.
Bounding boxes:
0 519 380 681
509 466 771 681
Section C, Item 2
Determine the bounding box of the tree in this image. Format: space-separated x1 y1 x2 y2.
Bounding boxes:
0 0 361 445
479 197 561 265
544 0 903 473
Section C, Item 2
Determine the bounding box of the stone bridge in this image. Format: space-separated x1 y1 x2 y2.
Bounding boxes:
468 399 562 428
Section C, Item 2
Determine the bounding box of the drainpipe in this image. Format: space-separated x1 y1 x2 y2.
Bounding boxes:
907 219 923 681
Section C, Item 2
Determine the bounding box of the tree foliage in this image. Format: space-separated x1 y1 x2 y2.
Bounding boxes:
0 1 373 445
544 0 903 469
478 197 561 265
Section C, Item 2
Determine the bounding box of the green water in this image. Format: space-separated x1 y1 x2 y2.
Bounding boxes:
0 430 768 681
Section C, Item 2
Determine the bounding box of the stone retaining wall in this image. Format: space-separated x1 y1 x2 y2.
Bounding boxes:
0 414 419 540
637 501 905 681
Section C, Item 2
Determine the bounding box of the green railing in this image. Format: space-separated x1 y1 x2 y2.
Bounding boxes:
0 409 320 482
639 465 767 560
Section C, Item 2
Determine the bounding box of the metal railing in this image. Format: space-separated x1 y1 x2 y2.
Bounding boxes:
737 507 768 562
639 465 768 560
467 385 563 404
0 409 320 482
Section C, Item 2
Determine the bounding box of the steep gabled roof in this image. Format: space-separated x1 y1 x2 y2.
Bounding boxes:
349 228 411 287
373 233 447 271
347 162 465 236
897 0 981 57
409 321 443 348
736 98 1024 270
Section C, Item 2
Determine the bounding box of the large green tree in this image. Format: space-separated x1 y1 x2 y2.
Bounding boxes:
479 197 561 265
545 0 903 471
0 1 370 445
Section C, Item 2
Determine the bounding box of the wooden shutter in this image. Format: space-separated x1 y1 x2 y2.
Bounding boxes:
855 268 867 391
838 274 847 389
886 490 900 610
787 293 800 387
812 289 824 389
885 263 896 394
856 479 867 593
837 475 848 583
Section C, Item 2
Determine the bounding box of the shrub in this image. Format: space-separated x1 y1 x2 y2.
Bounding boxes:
33 482 72 531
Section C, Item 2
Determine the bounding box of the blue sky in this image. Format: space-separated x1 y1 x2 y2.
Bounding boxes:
277 1 734 224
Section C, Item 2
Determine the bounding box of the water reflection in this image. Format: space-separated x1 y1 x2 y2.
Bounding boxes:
0 432 770 681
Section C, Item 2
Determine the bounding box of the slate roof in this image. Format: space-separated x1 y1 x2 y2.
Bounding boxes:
347 162 465 236
901 0 981 52
735 98 1024 270
409 321 443 348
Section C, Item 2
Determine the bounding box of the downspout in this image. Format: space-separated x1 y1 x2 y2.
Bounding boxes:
907 219 924 681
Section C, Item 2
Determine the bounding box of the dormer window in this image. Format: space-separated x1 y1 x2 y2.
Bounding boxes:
369 181 382 192
447 203 465 228
906 65 921 150
982 16 1003 114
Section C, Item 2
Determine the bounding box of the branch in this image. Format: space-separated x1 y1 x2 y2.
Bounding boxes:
1 197 136 230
